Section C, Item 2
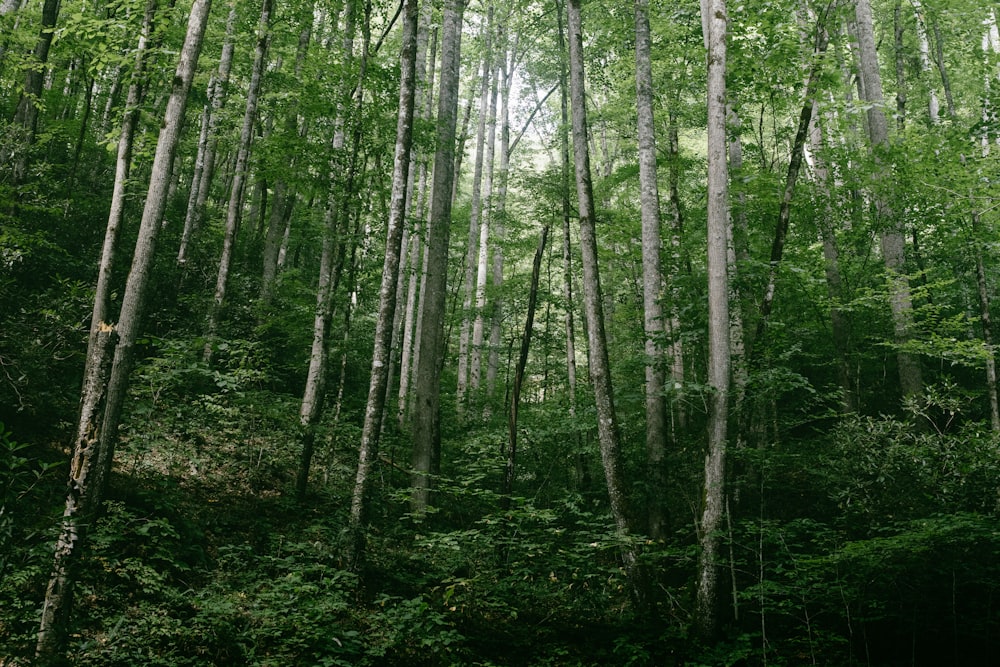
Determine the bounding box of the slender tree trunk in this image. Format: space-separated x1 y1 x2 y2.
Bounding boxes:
666 107 686 431
261 12 314 305
411 0 465 514
930 19 956 118
347 0 417 568
470 58 500 396
633 0 668 540
971 209 1000 431
397 22 437 429
554 0 580 480
751 21 830 351
854 0 923 398
295 0 361 500
178 3 237 268
35 2 211 660
204 0 273 362
911 1 939 122
486 35 516 395
9 0 61 183
567 0 638 579
504 225 548 506
696 0 730 640
457 9 494 410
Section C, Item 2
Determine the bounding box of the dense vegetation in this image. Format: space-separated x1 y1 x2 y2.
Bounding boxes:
2 0 999 664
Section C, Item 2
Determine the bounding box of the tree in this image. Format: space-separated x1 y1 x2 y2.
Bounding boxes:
566 0 638 582
695 0 730 640
348 0 418 568
35 0 213 659
634 0 667 540
204 0 273 362
6 0 60 182
410 0 466 514
854 0 923 398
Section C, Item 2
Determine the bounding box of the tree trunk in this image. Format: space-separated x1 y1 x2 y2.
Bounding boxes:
971 208 1000 432
486 34 517 395
854 0 923 398
397 21 437 429
295 0 360 500
178 3 237 268
567 0 638 579
456 9 494 411
8 0 61 183
470 58 500 396
35 2 211 660
347 0 417 568
204 0 273 362
634 0 668 541
751 21 830 352
411 0 465 514
696 0 730 640
504 225 548 507
666 107 686 432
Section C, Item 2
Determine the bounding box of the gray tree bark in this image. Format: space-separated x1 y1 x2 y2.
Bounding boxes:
8 0 60 183
854 0 923 398
35 1 211 660
177 3 237 268
411 0 466 514
347 0 418 568
567 0 638 579
696 0 730 640
634 0 668 541
204 0 273 362
456 9 494 410
295 0 359 499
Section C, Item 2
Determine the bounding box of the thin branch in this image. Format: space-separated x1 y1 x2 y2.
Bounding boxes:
508 82 559 158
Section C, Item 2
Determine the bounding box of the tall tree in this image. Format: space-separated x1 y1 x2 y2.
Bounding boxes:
177 3 237 268
567 0 638 580
456 6 494 410
35 1 212 659
410 0 466 514
7 0 61 182
854 0 923 398
348 0 418 568
634 0 667 540
295 0 361 499
696 0 730 640
203 0 273 362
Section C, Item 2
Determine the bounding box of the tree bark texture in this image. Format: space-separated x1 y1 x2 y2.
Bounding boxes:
634 0 668 540
348 0 417 568
456 9 493 411
36 1 211 659
411 0 465 514
567 0 636 568
854 0 923 398
696 0 730 641
204 0 273 362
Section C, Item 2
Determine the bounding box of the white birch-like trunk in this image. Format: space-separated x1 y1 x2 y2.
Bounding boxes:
854 0 923 398
567 0 637 581
177 4 236 268
456 8 493 410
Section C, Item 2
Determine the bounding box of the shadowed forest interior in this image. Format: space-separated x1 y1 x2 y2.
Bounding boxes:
2 0 1000 664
